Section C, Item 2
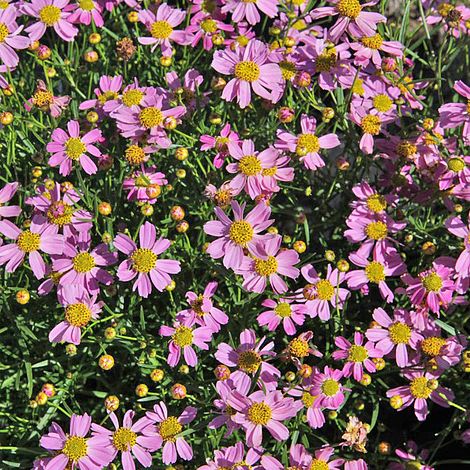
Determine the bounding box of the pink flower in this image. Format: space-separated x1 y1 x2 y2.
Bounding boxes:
439 80 470 141
79 75 123 112
186 12 234 51
310 366 346 409
23 0 78 42
237 235 300 294
39 413 113 469
388 440 433 470
200 122 240 169
67 0 104 27
166 68 206 110
138 4 191 56
176 281 228 332
0 7 30 67
305 447 344 469
211 39 282 108
366 307 422 368
204 200 274 269
159 320 212 367
25 80 71 118
445 214 470 289
221 0 278 25
0 181 21 221
46 120 103 176
349 181 396 217
332 332 383 381
91 410 158 469
350 32 403 68
386 370 454 421
49 285 102 345
297 263 349 321
275 114 340 170
114 221 181 298
257 297 305 335
143 401 196 464
0 216 63 279
199 442 262 470
123 165 168 204
227 389 301 447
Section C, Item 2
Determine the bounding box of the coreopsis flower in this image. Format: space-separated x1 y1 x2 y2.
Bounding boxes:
211 39 283 108
288 377 326 429
439 80 470 142
426 3 470 39
349 32 403 68
122 165 167 204
138 4 191 56
46 120 103 176
176 281 228 332
402 258 455 314
355 78 400 117
25 80 71 118
227 389 301 447
187 12 234 51
310 0 386 42
222 0 278 25
200 122 240 169
349 181 396 217
159 320 212 367
275 114 340 171
257 297 305 335
49 285 102 345
310 366 346 409
67 0 104 27
39 413 113 469
261 443 314 469
0 216 64 279
91 410 158 469
204 181 239 207
198 442 262 470
436 155 470 192
104 79 150 115
445 214 470 290
236 235 300 294
23 0 78 42
386 370 454 421
366 307 422 368
297 263 349 321
166 68 206 110
113 221 181 297
203 200 274 269
0 181 21 221
0 7 30 68
79 75 123 113
333 332 383 381
143 401 196 464
388 440 434 470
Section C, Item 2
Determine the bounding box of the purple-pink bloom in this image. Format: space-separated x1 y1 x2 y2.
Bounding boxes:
221 0 278 25
310 366 346 410
79 75 123 112
123 165 168 204
67 0 104 27
0 7 30 67
439 80 470 142
257 297 305 335
200 122 240 169
0 181 21 221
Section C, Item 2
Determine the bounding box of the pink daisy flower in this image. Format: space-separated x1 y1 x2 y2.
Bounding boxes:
0 216 63 279
114 221 181 298
305 447 344 470
257 297 305 335
366 307 423 368
221 0 279 25
445 214 470 289
350 32 403 68
49 285 102 345
23 0 78 42
199 442 262 470
211 39 282 109
203 200 274 269
288 376 326 429
39 413 113 469
176 281 228 332
227 389 301 448
349 181 396 217
439 80 470 141
166 68 207 110
79 75 123 112
388 440 433 470
91 410 158 469
0 181 21 221
67 0 104 27
236 235 300 294
138 4 191 56
332 332 383 381
46 120 103 176
159 320 212 367
143 401 196 464
186 12 234 51
25 80 71 118
386 370 454 421
275 114 340 171
200 122 240 169
0 7 30 68
261 443 313 470
310 366 346 409
123 165 167 204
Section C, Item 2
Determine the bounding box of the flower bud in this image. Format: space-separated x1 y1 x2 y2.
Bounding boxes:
214 364 231 381
99 354 115 370
135 384 148 397
16 289 30 305
150 369 164 382
171 383 187 399
105 395 120 412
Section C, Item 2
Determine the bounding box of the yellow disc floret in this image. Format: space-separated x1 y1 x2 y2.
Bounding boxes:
16 231 41 253
365 261 386 283
254 256 278 276
247 402 272 425
172 326 193 347
139 107 163 128
150 20 173 39
388 322 411 344
65 138 86 161
234 61 260 82
72 252 95 273
112 427 137 452
62 436 88 462
237 350 261 373
131 248 157 273
158 416 182 442
229 220 254 245
39 5 61 26
65 303 92 327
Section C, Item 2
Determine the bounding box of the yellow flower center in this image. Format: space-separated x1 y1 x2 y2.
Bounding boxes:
65 303 92 327
348 345 369 362
315 48 337 72
447 157 465 173
360 114 381 135
229 220 254 245
151 20 173 39
65 138 86 161
336 0 361 18
421 272 443 292
16 231 41 253
405 462 425 470
247 402 272 425
262 166 277 176
366 194 387 213
301 391 316 408
39 5 61 26
279 60 297 80
234 61 260 82
214 189 232 207
130 248 157 273
297 133 320 154
365 221 388 240
437 3 453 17
365 261 385 283
125 145 146 165
215 136 230 152
361 33 383 49
62 436 88 462
33 90 54 108
254 256 278 276
410 377 433 399
398 76 414 94
321 378 340 396
466 100 470 114
352 77 365 95
72 252 95 273
134 175 151 187
310 460 329 470
316 279 335 300
274 302 292 318
78 0 94 11
421 337 446 357
373 94 393 112
98 90 118 104
47 201 73 226
158 416 182 442
237 350 261 373
288 337 309 357
236 35 249 47
190 294 205 316
389 322 411 344
139 107 163 128
0 1 8 9
122 89 144 107
0 23 9 43
396 140 417 158
172 326 193 347
201 18 218 33
239 155 262 176
112 427 137 452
